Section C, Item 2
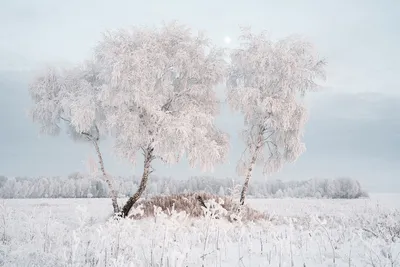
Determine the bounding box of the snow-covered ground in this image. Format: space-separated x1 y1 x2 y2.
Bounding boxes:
1 194 399 266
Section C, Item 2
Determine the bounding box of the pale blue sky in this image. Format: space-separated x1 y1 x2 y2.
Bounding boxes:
0 0 399 192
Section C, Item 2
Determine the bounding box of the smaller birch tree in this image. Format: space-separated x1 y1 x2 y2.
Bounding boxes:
94 22 229 217
29 62 120 213
227 29 326 205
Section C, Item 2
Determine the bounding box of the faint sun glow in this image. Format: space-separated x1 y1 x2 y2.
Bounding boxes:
224 36 231 44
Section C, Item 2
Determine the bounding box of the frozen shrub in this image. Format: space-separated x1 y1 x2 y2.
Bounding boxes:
361 209 400 243
128 192 266 222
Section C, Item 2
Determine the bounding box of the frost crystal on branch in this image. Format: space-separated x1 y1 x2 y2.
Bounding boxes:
227 29 326 204
29 62 106 141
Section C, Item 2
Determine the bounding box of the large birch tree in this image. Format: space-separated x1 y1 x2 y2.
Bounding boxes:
94 22 229 217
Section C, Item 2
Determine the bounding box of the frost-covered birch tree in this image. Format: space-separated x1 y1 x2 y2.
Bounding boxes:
227 29 326 205
29 62 120 213
94 22 229 217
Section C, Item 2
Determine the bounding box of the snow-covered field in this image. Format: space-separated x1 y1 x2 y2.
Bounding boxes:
1 194 399 267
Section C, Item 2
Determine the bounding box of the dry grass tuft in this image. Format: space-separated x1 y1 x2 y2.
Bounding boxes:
128 192 266 222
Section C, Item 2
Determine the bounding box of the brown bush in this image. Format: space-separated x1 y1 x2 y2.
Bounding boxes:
128 192 266 222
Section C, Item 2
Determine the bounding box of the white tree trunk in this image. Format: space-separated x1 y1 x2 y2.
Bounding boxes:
92 140 119 214
240 154 257 205
240 135 263 205
121 147 154 217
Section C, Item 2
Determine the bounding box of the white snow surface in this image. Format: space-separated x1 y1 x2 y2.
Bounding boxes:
1 194 399 267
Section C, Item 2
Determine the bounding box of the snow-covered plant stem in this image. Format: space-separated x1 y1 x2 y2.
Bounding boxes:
0 202 7 245
316 216 336 266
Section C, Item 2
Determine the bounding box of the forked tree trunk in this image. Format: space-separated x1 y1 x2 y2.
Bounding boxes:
121 148 154 218
240 155 257 205
92 140 119 214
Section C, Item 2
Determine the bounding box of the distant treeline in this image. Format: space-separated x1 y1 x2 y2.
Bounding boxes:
0 174 368 199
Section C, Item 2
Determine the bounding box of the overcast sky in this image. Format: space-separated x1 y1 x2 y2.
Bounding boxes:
0 0 399 192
